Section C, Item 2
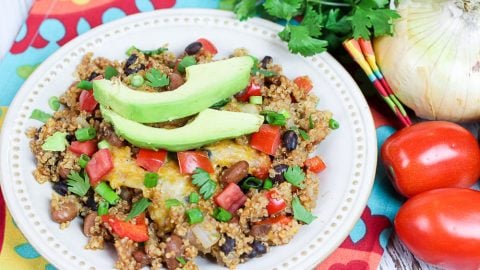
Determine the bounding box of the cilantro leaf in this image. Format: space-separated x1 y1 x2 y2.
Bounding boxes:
145 68 169 88
263 0 302 20
41 132 69 151
250 55 277 77
351 0 400 40
234 0 257 21
177 56 197 73
126 198 151 221
325 9 351 34
67 171 90 196
301 5 323 37
126 46 167 56
288 25 328 56
260 110 286 126
192 168 217 199
283 165 306 188
292 196 317 224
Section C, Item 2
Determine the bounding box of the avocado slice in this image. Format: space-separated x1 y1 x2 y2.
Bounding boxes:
100 106 263 151
93 56 253 123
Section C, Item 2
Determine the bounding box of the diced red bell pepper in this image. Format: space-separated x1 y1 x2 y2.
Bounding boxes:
86 149 113 186
177 151 214 174
257 215 292 225
69 140 98 156
304 156 326 173
265 190 287 215
235 81 261 102
250 124 281 156
136 149 167 172
79 90 98 113
214 183 247 213
251 165 270 180
197 38 218 55
102 214 149 242
293 76 313 93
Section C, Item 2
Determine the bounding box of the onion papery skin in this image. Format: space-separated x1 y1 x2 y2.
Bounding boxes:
374 0 480 122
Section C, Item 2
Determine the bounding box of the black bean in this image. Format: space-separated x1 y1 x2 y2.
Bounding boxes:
282 130 298 151
124 64 145 76
85 191 97 211
65 134 75 142
247 249 258 258
184 41 203 55
260 56 272 69
220 236 235 254
87 71 100 81
251 240 267 255
52 181 68 196
203 149 213 159
273 164 288 184
125 54 138 68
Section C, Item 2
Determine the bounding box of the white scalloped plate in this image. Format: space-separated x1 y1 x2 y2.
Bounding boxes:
0 9 377 270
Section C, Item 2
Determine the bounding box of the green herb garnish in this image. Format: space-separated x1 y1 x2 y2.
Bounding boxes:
298 129 310 140
75 127 96 142
126 46 167 56
263 178 273 190
186 207 204 224
309 114 314 129
126 198 151 221
189 192 200 203
41 132 68 151
210 98 231 110
284 165 306 188
250 55 277 77
94 182 120 205
30 109 52 123
104 66 118 80
177 56 197 73
48 96 60 111
97 200 109 216
213 207 233 222
292 196 317 224
145 68 169 88
165 198 184 208
144 172 159 188
77 80 93 90
176 256 187 265
66 171 91 196
78 154 90 168
260 110 286 126
192 168 217 199
329 118 340 130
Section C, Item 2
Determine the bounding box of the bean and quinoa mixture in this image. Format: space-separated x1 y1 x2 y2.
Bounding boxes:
27 38 337 270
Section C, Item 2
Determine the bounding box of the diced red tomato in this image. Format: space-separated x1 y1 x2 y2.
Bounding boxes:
250 124 281 156
177 151 214 174
265 190 287 215
136 149 167 172
214 183 247 213
79 90 98 113
69 140 98 156
102 214 149 242
197 38 218 55
251 165 270 179
293 76 313 93
235 81 261 102
304 156 327 173
257 215 292 225
86 149 113 186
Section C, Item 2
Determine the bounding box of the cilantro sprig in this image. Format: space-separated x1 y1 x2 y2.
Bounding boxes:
145 68 169 88
192 168 217 199
292 196 317 224
66 171 91 196
227 0 400 56
283 165 306 188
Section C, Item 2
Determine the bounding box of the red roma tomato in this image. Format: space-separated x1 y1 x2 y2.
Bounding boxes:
197 38 218 55
136 149 167 172
250 124 281 156
177 151 214 174
381 121 480 198
265 190 286 215
293 76 313 93
257 215 292 225
214 183 247 213
304 156 326 173
395 188 480 269
235 81 261 102
86 149 113 185
79 90 98 112
102 214 148 242
69 140 97 156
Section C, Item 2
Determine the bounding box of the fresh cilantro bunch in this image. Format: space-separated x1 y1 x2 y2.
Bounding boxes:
225 0 400 56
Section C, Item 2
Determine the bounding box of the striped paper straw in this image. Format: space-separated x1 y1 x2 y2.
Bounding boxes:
343 39 412 127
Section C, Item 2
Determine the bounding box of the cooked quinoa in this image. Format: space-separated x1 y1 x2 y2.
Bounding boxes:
27 40 333 270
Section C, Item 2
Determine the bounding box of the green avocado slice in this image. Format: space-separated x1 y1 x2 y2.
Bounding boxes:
93 56 253 123
101 106 264 152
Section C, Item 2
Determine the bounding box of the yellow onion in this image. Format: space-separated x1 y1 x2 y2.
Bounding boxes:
374 0 480 122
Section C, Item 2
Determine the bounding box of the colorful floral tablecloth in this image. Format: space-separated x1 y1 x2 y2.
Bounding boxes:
0 1 403 269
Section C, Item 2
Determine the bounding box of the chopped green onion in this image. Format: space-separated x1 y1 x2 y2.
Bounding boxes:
249 96 263 105
176 257 187 265
212 207 232 222
77 80 93 90
263 178 273 190
126 198 151 221
131 74 144 87
41 132 68 151
79 154 90 168
186 208 204 225
126 46 167 56
309 114 315 129
210 98 230 110
30 109 52 123
280 109 291 119
97 201 109 216
144 172 158 188
241 177 263 191
98 140 110 150
260 110 286 126
298 129 310 140
329 118 339 130
94 182 120 205
166 198 184 208
48 96 60 111
104 66 118 80
75 127 96 142
177 56 197 73
189 192 200 203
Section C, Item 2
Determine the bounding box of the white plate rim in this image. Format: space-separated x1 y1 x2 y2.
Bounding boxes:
0 8 377 270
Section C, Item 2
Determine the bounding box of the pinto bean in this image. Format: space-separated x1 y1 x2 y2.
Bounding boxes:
100 124 124 147
221 161 249 184
168 72 185 90
51 201 78 223
165 234 183 270
83 212 97 237
249 224 272 237
58 167 71 179
133 249 151 267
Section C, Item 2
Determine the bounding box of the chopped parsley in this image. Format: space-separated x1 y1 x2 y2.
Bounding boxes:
126 198 151 221
30 109 52 123
260 110 286 126
66 171 90 196
283 165 305 188
292 196 317 224
145 68 169 88
165 198 184 208
41 132 68 151
192 168 217 199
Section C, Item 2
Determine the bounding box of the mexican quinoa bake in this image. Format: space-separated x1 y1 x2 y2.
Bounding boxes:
27 38 337 270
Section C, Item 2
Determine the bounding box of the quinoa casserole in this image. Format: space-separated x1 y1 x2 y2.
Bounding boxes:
27 38 337 270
